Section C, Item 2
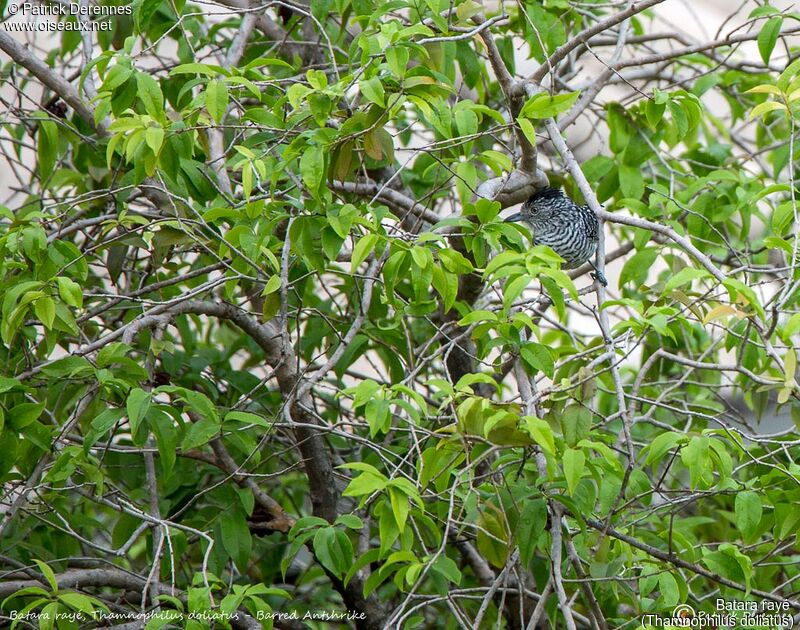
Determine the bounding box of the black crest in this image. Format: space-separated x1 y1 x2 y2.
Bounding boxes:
527 187 563 204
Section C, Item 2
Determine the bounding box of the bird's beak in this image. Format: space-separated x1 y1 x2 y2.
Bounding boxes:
504 212 523 223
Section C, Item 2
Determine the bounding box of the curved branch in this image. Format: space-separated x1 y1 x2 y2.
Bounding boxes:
162 300 388 629
0 32 101 132
529 0 667 84
332 180 441 224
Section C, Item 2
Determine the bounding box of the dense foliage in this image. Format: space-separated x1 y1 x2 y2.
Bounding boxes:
1 0 799 628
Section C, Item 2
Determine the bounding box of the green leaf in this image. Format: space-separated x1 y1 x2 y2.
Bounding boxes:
749 100 787 120
351 233 379 271
431 266 458 312
205 80 229 124
664 267 711 292
37 118 58 182
560 405 591 448
645 99 666 127
342 470 388 498
782 312 800 342
619 248 658 289
260 275 281 297
388 486 409 532
313 526 353 579
144 125 164 153
386 47 410 79
335 514 364 530
735 491 762 541
455 107 478 137
431 555 461 585
365 397 391 437
523 416 555 456
101 62 134 91
774 502 800 539
135 72 164 121
519 91 580 119
618 165 644 199
57 591 105 614
40 601 58 630
224 411 271 428
181 415 220 450
220 510 252 571
378 502 400 556
520 342 554 378
458 309 496 325
745 84 782 95
516 498 547 568
658 572 679 607
150 410 177 478
0 377 24 395
757 17 783 65
300 144 325 195
476 507 509 569
722 277 765 320
540 275 565 321
503 274 530 310
784 348 797 388
516 117 537 147
33 559 58 592
438 249 473 274
170 63 227 77
364 127 394 161
643 431 685 465
772 201 795 237
126 387 151 435
668 101 688 138
33 297 55 329
133 0 163 30
84 408 125 451
702 543 752 594
410 245 430 269
563 447 585 496
344 549 381 588
777 57 800 91
359 77 385 107
56 277 83 308
681 436 710 489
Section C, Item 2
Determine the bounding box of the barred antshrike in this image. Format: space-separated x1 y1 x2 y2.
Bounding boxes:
505 187 607 286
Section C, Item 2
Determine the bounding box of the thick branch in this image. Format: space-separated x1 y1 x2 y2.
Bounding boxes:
165 300 338 518
210 439 295 533
0 32 99 130
162 300 387 629
332 180 441 224
474 12 539 175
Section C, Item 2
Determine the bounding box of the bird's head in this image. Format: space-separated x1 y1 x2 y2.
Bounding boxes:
504 187 565 226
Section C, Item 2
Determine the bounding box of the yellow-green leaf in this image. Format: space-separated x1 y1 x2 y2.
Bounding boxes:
206 80 229 124
749 100 787 119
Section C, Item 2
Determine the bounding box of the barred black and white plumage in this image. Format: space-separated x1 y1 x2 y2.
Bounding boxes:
505 187 606 285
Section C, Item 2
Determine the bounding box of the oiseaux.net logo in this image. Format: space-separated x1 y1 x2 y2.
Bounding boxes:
641 604 732 628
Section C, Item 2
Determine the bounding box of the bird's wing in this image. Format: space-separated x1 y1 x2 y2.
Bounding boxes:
582 205 598 240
